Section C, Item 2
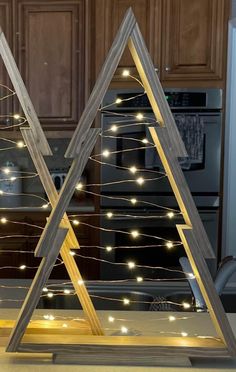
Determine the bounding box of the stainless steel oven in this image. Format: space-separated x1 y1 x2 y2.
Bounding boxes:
99 88 222 279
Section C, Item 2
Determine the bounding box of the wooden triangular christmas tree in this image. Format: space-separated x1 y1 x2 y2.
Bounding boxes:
1 7 236 363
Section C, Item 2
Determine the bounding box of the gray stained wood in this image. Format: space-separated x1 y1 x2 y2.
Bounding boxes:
65 8 136 158
21 128 103 336
0 28 52 156
35 128 100 258
6 227 69 352
177 224 236 356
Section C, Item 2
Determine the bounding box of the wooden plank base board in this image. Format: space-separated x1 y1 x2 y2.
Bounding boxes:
53 352 192 366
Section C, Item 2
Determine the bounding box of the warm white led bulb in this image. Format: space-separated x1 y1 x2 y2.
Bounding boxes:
13 114 20 120
136 276 143 282
142 138 148 144
102 149 110 158
110 124 117 132
182 302 191 309
188 273 195 279
167 211 174 219
106 212 113 218
42 287 48 292
130 198 137 205
19 264 26 270
47 292 54 298
17 141 24 148
106 246 112 252
76 182 83 190
123 298 130 305
42 204 48 209
122 69 130 77
70 251 75 256
168 315 176 322
43 314 49 320
62 323 68 328
130 230 139 238
108 316 115 323
181 332 188 337
136 113 144 120
3 168 10 174
48 315 55 321
73 219 80 226
64 289 71 294
127 261 135 269
121 326 128 334
116 98 122 104
136 177 144 185
0 217 7 224
78 279 84 286
0 190 3 195
10 177 16 181
166 241 173 249
129 166 137 174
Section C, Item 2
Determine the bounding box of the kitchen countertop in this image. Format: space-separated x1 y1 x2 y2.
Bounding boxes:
0 309 236 371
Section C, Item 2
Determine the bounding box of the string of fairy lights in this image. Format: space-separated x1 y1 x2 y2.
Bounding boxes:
0 74 211 339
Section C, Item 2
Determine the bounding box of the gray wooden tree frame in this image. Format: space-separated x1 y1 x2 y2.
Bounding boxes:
0 7 236 362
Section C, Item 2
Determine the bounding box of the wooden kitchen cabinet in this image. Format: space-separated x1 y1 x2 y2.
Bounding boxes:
161 0 230 83
94 0 230 87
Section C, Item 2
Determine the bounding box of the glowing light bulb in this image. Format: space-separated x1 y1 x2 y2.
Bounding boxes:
42 287 48 292
19 265 26 270
102 149 110 158
17 141 24 148
182 302 191 309
72 219 80 226
121 326 128 334
106 212 113 218
136 177 144 185
0 190 3 195
166 241 173 249
3 168 10 174
62 323 68 328
142 138 148 144
43 314 49 320
106 246 112 252
116 98 122 104
181 332 188 337
69 251 75 256
130 230 139 238
136 276 143 282
129 166 137 174
188 273 195 279
136 113 144 120
47 292 54 298
10 177 16 181
127 261 135 269
0 217 7 224
110 124 117 132
64 289 71 294
13 114 20 120
122 69 130 77
130 198 137 205
168 315 176 322
48 315 55 321
76 182 83 190
123 298 130 305
78 279 84 286
41 204 48 209
167 211 174 219
108 316 115 323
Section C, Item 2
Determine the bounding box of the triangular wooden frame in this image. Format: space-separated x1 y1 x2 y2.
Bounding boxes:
1 7 236 361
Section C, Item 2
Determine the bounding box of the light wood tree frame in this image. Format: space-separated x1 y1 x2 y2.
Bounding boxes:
0 7 236 364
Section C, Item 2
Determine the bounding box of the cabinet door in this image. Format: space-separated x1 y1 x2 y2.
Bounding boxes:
95 0 162 81
162 0 229 81
16 0 85 129
0 1 13 125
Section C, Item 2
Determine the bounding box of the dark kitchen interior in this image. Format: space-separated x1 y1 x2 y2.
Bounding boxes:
1 0 236 369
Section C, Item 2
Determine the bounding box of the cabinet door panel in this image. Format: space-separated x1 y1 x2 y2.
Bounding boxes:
0 1 13 125
16 1 84 128
96 0 161 80
162 0 228 81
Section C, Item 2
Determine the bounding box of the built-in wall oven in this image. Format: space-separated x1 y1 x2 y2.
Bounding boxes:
100 88 222 279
